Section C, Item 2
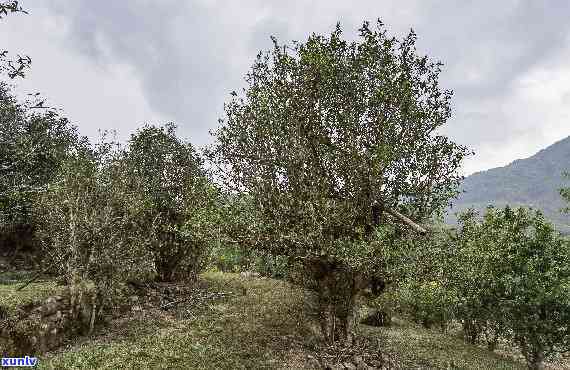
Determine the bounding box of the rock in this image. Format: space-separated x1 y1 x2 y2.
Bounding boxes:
353 356 370 370
1 280 102 356
306 354 320 369
41 298 60 316
240 271 261 279
326 364 345 370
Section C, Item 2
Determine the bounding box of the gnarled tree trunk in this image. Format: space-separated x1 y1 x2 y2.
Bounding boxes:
520 341 545 370
306 257 367 345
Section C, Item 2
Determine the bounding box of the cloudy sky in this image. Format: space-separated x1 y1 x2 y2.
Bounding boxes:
2 1 570 176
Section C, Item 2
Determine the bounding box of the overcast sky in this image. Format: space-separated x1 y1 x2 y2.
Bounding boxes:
2 1 570 176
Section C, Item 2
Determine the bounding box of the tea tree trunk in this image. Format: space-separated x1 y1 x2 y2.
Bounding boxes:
307 257 366 344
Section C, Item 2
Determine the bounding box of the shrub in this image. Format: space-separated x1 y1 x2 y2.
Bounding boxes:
394 280 456 332
35 140 155 310
452 206 570 368
123 124 219 282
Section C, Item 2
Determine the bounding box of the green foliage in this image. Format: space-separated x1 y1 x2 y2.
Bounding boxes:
210 244 290 279
452 206 570 368
251 253 289 279
207 193 291 278
34 139 155 307
379 224 459 333
0 87 82 219
445 209 507 348
210 20 469 268
209 19 469 342
123 124 218 281
210 245 250 273
0 83 84 259
393 280 457 332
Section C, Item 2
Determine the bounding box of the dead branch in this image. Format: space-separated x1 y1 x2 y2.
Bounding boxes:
384 207 427 234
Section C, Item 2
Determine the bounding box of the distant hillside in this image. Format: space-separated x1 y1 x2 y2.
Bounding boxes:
446 136 570 233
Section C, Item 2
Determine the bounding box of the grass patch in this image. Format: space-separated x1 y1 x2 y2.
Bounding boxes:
1 271 561 369
0 272 60 315
362 319 525 369
39 272 314 369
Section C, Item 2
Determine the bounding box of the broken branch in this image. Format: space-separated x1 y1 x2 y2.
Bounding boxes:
384 207 427 234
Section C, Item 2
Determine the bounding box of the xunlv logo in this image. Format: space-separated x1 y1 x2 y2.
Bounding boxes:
1 356 38 367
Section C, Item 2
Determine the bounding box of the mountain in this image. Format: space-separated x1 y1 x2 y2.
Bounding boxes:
446 136 570 233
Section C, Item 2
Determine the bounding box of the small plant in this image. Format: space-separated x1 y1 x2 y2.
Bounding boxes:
211 245 250 273
394 280 456 332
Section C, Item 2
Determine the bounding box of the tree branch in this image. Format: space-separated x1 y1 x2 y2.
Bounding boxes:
384 206 427 234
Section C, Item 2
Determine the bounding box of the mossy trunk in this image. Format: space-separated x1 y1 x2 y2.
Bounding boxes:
527 353 544 370
155 257 178 282
462 319 482 345
306 257 366 345
523 348 545 370
153 230 182 282
318 289 358 344
361 309 392 327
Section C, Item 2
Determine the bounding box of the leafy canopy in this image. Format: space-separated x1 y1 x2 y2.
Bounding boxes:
124 124 218 281
453 206 570 366
210 20 470 268
0 83 84 227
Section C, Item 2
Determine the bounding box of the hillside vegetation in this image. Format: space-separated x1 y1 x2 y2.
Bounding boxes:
447 136 570 233
5 272 564 370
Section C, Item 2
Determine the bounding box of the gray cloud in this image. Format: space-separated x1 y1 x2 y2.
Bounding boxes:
41 1 427 147
414 1 570 93
6 1 570 174
405 2 570 151
45 0 238 145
